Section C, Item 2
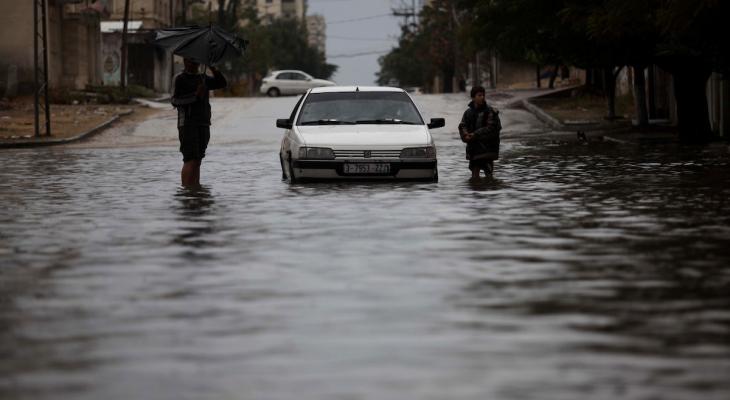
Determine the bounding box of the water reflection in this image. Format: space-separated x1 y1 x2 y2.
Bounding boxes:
0 139 729 400
172 185 220 258
174 185 216 217
466 175 506 191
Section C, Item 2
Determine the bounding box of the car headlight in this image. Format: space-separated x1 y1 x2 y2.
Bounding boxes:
400 146 436 158
298 147 335 160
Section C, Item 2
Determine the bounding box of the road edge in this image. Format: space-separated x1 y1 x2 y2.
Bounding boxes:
0 109 133 149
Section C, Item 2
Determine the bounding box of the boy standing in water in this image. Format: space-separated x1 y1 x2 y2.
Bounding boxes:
458 86 501 178
171 58 227 187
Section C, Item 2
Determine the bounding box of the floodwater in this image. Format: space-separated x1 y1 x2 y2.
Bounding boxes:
1 96 729 400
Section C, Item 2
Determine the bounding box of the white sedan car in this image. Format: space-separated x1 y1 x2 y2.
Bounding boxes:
260 70 336 97
277 86 444 182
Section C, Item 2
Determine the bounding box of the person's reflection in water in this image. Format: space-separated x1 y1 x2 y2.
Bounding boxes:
467 175 504 192
172 185 219 259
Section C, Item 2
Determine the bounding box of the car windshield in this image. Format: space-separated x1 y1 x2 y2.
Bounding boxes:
296 92 424 126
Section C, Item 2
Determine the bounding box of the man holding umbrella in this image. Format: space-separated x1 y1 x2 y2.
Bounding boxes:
171 58 227 187
155 24 245 187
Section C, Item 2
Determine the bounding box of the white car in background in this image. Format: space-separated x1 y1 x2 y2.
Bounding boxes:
260 70 336 97
277 86 444 182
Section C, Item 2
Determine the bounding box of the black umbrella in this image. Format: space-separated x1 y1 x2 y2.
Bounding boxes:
154 25 247 66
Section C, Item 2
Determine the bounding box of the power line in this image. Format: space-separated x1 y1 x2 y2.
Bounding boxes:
327 13 393 25
329 35 395 42
328 50 391 59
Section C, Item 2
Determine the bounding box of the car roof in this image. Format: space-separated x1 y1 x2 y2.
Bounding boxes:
271 70 310 75
309 86 405 94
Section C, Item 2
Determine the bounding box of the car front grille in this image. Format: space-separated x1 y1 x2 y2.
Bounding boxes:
334 150 401 159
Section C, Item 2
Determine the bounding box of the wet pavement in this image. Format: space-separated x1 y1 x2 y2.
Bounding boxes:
1 93 729 400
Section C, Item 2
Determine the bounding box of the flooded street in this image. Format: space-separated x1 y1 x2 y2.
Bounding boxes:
1 94 729 400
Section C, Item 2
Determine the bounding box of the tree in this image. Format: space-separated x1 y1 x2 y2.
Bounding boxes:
654 0 728 142
378 0 461 92
187 1 337 95
263 18 337 79
456 0 726 140
377 26 432 87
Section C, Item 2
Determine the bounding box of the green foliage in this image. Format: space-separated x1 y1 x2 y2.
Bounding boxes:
377 0 458 88
377 27 432 86
263 18 337 79
380 0 727 87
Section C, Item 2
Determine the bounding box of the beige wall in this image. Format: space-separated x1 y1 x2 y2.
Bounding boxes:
0 1 35 71
60 13 103 89
108 0 173 28
0 1 102 94
497 59 537 88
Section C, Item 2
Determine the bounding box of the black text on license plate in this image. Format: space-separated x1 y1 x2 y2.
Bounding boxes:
343 163 390 174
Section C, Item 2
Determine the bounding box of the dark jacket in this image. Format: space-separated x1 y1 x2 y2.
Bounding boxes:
458 101 501 160
171 70 227 127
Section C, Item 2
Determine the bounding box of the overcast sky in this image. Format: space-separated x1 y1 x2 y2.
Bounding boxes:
307 0 406 85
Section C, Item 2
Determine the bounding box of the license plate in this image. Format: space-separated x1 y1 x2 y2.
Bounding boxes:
343 163 391 174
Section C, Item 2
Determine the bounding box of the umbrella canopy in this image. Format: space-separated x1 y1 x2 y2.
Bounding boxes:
154 25 247 66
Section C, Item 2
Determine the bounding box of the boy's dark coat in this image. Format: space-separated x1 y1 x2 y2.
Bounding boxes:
458 101 501 160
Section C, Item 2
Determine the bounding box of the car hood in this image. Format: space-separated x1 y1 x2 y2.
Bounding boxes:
311 79 335 86
297 125 431 148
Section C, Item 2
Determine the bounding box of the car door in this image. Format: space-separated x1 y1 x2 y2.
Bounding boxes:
289 72 310 94
273 72 292 95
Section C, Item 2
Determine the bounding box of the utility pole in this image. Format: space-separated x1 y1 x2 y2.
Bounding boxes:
120 0 130 89
392 0 417 30
170 0 176 91
33 0 50 137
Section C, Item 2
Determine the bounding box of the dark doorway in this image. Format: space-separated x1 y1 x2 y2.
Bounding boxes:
127 43 154 89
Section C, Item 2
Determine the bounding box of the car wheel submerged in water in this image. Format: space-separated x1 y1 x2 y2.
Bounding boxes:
276 86 444 183
287 154 299 183
279 154 287 180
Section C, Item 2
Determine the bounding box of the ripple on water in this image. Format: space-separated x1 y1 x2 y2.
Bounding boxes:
1 141 729 400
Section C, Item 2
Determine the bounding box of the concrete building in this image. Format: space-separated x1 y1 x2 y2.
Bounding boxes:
199 0 307 23
102 0 177 92
198 0 322 59
0 0 107 96
257 0 306 23
306 14 325 55
107 0 176 28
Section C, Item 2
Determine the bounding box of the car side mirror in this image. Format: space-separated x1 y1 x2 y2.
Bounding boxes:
276 118 292 129
428 118 445 129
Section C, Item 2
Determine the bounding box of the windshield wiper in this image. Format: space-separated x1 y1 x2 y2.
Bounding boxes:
299 119 355 125
355 119 418 125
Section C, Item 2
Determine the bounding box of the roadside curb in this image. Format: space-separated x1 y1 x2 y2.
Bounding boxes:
0 109 133 149
521 99 564 130
133 97 170 109
520 96 638 142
